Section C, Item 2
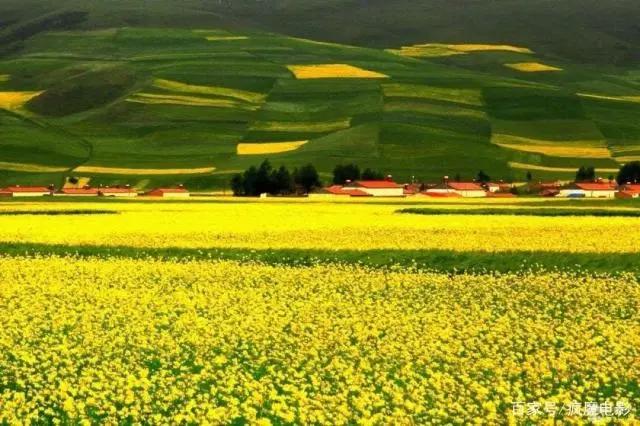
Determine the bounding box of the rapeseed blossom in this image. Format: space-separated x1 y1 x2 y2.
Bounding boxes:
0 256 638 423
0 201 639 253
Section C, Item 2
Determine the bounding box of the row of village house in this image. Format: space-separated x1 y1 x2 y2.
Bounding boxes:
2 178 640 199
318 177 640 199
0 185 190 198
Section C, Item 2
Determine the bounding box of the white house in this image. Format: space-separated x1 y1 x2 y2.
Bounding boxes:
342 179 404 197
616 183 640 199
559 182 617 198
0 185 53 197
145 187 190 198
425 181 486 198
98 187 138 197
55 187 99 197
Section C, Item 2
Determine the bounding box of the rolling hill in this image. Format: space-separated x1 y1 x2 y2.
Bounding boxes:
0 1 639 189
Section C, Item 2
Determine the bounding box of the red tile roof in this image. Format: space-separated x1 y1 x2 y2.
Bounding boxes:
575 182 617 191
342 189 372 197
616 191 639 199
353 180 402 189
99 187 136 193
448 182 484 191
620 184 640 192
59 188 99 195
152 188 189 193
324 185 350 195
2 186 51 193
422 191 462 198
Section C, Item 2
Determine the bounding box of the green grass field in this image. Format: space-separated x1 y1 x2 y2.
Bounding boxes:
0 8 639 189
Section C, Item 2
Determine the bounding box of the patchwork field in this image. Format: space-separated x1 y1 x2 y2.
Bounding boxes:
504 62 563 72
0 199 638 424
1 26 639 188
287 64 389 79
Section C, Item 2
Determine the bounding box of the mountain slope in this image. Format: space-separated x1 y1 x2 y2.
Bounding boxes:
1 1 640 189
1 25 639 189
1 0 640 65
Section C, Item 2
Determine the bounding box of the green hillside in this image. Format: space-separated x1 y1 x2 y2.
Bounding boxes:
0 8 639 189
2 0 639 65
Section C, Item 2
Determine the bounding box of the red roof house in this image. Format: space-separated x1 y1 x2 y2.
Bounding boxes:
0 186 53 197
98 187 138 197
56 187 99 196
342 178 404 197
620 183 640 193
145 187 190 198
425 180 487 197
559 181 617 198
616 183 640 199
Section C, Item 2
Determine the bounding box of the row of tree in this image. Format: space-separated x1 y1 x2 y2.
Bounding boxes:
332 164 386 184
231 160 321 196
574 162 640 184
231 160 640 196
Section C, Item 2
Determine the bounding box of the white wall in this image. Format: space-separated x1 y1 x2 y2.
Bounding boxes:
359 187 404 197
11 192 50 197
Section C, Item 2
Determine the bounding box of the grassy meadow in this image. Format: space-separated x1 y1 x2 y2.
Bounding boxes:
0 198 639 423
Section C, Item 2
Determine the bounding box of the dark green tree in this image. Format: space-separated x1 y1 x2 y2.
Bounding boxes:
576 166 596 182
361 168 385 180
526 171 533 182
476 170 491 183
295 164 321 193
255 160 274 194
272 166 294 195
242 166 259 196
231 173 244 196
617 161 640 185
333 164 361 184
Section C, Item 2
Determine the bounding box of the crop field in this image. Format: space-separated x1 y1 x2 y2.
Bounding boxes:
287 64 389 79
0 91 42 111
237 141 308 155
2 25 639 188
0 199 639 424
72 165 216 175
504 62 563 72
389 43 533 58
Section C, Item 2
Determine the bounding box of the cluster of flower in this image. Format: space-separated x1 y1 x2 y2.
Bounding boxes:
0 201 638 253
0 256 638 423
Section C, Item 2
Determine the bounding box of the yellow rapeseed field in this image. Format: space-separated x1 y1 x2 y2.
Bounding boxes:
447 44 532 53
0 91 42 111
72 165 216 175
237 141 308 155
287 64 389 79
0 202 639 253
0 256 638 424
1 202 638 423
389 43 533 58
505 62 563 72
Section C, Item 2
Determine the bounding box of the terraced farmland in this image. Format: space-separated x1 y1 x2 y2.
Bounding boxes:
0 27 639 188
